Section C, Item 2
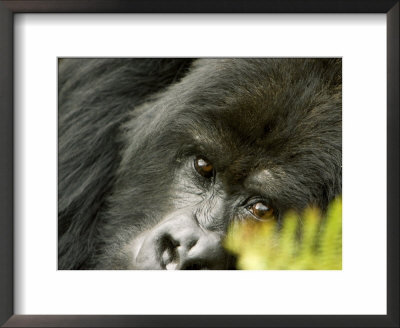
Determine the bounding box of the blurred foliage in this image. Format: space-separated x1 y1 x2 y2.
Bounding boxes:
224 197 342 270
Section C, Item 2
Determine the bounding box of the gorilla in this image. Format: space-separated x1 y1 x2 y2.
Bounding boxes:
58 58 342 270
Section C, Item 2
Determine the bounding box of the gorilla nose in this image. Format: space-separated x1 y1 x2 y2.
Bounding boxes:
160 230 224 270
131 214 226 270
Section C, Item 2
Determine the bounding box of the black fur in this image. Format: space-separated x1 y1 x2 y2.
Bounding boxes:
58 58 342 269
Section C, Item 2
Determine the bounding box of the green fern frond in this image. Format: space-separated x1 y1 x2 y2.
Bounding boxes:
224 197 342 270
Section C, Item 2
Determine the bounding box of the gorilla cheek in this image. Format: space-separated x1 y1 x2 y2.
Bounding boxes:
128 211 226 270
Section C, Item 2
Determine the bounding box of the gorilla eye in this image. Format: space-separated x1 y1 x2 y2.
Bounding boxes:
194 156 214 179
248 202 274 221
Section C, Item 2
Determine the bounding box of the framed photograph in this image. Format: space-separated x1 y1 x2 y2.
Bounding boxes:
0 1 398 327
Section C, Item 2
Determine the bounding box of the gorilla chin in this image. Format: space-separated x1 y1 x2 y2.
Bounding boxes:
58 58 342 270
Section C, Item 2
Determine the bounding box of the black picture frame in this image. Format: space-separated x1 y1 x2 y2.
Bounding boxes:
0 1 398 327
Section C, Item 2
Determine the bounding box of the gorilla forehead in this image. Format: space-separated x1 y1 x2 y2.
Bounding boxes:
160 59 339 133
154 58 341 162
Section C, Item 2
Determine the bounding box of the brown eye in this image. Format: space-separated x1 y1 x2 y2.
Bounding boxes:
194 156 214 178
249 202 274 221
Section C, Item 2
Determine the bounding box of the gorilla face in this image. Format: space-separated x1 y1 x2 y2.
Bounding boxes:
58 58 342 270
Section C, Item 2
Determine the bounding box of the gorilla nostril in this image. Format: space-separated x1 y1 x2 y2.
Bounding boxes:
161 247 173 267
160 234 179 251
187 239 198 250
160 234 180 269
